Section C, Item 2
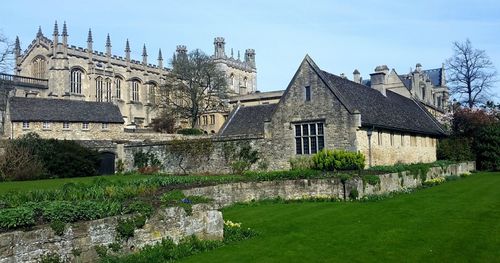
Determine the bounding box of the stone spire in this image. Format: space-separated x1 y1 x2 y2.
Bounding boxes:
105 34 112 56
142 44 148 65
125 39 131 60
87 28 93 64
231 48 234 58
158 48 163 68
62 22 68 37
237 50 240 61
14 36 20 57
52 21 59 56
53 21 59 36
36 26 43 38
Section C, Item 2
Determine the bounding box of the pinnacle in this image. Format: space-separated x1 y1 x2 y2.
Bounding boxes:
53 21 59 36
62 21 68 36
87 28 93 43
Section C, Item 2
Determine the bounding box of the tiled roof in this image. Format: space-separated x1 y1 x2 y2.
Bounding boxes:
422 68 442 87
320 70 446 136
9 97 124 123
218 104 276 137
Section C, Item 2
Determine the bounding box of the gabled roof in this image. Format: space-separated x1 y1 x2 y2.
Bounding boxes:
229 90 284 103
9 97 124 123
218 104 276 137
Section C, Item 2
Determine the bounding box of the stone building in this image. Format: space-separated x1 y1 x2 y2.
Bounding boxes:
220 56 447 168
5 97 124 140
353 63 449 118
9 22 257 134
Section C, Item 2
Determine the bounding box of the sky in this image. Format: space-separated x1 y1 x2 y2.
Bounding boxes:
1 0 499 98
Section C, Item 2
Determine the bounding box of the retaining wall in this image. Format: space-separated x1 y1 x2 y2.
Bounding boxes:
0 206 223 263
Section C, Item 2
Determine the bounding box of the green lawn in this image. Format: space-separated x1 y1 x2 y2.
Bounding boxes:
0 174 150 194
180 172 500 263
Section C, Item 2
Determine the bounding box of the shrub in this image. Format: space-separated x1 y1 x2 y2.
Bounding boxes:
133 150 162 173
50 220 66 236
349 189 359 200
474 123 500 171
0 142 45 181
39 253 65 263
312 149 365 171
289 156 313 170
437 137 474 162
176 128 204 135
362 175 381 186
9 133 100 179
116 215 147 240
125 201 153 217
0 206 35 230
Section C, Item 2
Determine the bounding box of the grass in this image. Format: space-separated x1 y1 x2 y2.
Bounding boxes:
0 173 150 194
179 172 500 263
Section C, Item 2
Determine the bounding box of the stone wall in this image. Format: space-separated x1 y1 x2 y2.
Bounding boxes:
355 128 437 167
0 206 222 263
121 137 266 174
8 121 123 140
183 162 475 208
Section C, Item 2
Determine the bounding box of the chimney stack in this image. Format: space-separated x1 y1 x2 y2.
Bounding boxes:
353 69 361 84
370 65 389 96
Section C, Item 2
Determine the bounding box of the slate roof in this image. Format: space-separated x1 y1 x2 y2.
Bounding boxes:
422 68 443 87
9 97 124 123
319 70 446 136
218 104 276 137
229 90 284 103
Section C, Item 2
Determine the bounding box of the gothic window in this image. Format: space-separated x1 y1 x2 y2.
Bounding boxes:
202 115 208 125
243 77 247 87
96 77 104 102
32 56 46 79
210 114 215 125
305 86 311 101
149 84 156 104
70 69 83 94
105 78 112 102
230 74 235 87
132 81 140 102
422 87 426 100
295 122 324 155
115 77 122 99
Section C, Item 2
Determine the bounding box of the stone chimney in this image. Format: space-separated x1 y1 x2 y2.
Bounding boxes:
370 65 389 96
353 69 361 84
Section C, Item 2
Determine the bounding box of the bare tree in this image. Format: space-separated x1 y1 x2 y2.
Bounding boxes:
158 49 227 128
446 39 497 108
0 31 14 72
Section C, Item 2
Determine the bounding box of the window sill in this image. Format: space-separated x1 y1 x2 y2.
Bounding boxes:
42 128 52 131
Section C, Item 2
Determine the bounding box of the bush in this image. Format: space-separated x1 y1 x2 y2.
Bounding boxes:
176 128 204 135
289 156 313 170
0 206 35 230
437 137 474 162
474 123 500 171
133 151 162 173
39 253 65 263
362 175 380 186
50 220 66 236
7 133 100 180
348 189 359 200
311 149 365 171
0 142 45 181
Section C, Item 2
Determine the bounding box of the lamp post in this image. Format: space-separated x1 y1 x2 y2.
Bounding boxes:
367 128 373 168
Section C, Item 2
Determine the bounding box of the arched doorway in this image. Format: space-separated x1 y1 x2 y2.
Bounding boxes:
98 152 116 175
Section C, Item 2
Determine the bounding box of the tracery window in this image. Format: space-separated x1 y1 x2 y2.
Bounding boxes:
70 69 83 94
132 81 140 101
32 56 46 79
96 77 104 102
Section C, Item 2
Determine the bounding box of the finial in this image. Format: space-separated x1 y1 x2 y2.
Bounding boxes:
142 44 147 57
62 21 68 36
125 39 130 53
158 48 163 60
53 21 59 36
237 50 240 60
106 34 111 47
231 48 234 58
36 26 43 38
87 28 93 43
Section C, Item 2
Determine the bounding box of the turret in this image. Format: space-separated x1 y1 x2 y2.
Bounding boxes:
158 49 163 69
244 49 256 68
176 45 187 61
214 37 225 59
52 21 59 56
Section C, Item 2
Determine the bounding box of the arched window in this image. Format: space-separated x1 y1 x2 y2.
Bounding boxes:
70 69 83 94
149 84 156 104
32 56 46 79
105 78 112 102
229 74 234 87
243 77 248 88
132 81 140 102
96 77 104 102
115 77 122 99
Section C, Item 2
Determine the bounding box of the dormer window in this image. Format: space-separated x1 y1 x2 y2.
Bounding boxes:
305 86 311 101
